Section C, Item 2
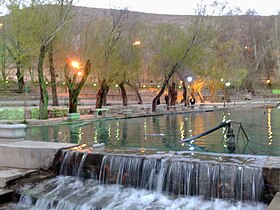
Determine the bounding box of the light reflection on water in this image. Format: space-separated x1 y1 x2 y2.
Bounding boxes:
25 108 280 156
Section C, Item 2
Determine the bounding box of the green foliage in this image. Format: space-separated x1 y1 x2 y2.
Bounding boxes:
149 23 210 82
31 107 68 119
52 108 68 117
110 34 142 85
150 24 185 77
0 108 24 120
30 108 39 119
202 37 247 89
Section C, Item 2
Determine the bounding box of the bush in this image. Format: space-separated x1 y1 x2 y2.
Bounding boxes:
0 108 24 120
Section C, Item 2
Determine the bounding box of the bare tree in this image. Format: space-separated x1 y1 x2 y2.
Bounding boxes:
95 9 130 109
48 43 59 106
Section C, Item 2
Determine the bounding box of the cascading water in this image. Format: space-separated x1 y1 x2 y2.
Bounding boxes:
7 150 268 210
99 154 264 202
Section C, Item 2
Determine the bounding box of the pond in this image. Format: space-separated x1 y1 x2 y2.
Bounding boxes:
25 107 280 156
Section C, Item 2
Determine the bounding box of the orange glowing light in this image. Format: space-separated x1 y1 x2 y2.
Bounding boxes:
133 40 141 46
72 144 87 151
71 60 81 69
266 79 271 84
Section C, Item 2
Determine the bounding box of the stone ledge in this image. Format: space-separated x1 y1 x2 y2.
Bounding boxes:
0 189 14 204
0 168 35 188
0 140 78 169
0 124 26 139
267 192 280 210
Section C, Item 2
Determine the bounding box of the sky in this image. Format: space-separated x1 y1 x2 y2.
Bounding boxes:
76 0 280 16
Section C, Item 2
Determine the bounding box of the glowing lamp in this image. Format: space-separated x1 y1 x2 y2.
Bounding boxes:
71 60 81 69
133 40 141 46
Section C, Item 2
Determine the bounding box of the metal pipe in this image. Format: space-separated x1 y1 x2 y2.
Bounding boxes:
182 120 232 142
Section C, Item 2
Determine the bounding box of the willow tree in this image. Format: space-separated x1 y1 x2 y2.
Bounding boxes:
64 60 91 113
149 3 227 111
150 21 211 111
117 39 141 106
4 1 37 92
31 1 74 119
0 21 10 81
92 9 131 109
110 24 142 106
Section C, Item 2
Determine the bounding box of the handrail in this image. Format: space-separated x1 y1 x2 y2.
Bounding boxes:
181 120 232 142
181 119 253 154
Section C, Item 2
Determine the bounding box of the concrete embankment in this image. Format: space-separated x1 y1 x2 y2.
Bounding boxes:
0 139 78 203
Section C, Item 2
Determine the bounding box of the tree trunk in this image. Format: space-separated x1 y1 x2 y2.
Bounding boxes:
96 80 109 108
119 82 127 106
102 88 109 106
152 80 169 112
125 81 142 104
135 88 142 104
169 82 177 106
152 65 179 112
182 81 187 106
190 88 195 98
209 83 215 103
49 45 59 106
38 45 49 119
223 87 231 102
68 89 79 113
16 61 25 93
197 89 205 103
245 77 255 96
65 60 91 113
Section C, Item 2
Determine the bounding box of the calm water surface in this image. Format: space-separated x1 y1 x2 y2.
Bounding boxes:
25 107 280 156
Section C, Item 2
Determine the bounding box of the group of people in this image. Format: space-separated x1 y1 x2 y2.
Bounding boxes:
164 94 196 107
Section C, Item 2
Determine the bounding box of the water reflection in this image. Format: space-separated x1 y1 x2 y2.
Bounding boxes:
122 120 127 146
24 108 280 156
69 124 84 144
267 108 273 145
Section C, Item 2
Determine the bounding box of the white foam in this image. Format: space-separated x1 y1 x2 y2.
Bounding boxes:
12 176 268 210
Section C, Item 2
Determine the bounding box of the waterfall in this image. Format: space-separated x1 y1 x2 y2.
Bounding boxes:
11 151 267 210
98 154 264 202
58 151 265 202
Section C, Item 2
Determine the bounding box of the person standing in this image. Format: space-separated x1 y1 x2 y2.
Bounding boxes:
190 97 195 109
164 94 169 110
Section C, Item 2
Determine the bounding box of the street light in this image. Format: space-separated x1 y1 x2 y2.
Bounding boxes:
187 77 192 83
225 82 231 87
133 40 141 46
70 60 83 80
77 71 83 77
71 60 81 69
186 76 193 105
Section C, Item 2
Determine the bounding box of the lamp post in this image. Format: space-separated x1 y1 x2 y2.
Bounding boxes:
186 76 193 104
224 81 231 107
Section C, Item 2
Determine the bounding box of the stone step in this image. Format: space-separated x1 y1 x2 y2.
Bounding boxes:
0 167 36 188
0 188 14 204
0 140 78 169
267 192 280 210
